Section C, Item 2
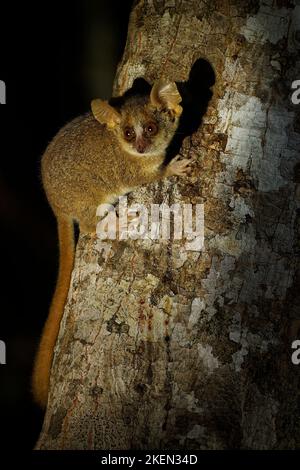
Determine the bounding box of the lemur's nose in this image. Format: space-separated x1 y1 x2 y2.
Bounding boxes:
136 138 147 154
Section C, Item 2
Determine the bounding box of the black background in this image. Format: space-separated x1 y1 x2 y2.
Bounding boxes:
0 0 133 451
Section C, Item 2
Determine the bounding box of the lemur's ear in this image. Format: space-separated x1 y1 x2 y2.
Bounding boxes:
150 79 182 117
91 99 121 128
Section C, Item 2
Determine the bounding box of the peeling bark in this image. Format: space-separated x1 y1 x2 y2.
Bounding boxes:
36 0 300 450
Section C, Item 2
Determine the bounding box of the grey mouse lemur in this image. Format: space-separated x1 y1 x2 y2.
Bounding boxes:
32 79 193 408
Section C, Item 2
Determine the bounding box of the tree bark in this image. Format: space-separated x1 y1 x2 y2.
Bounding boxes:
36 0 300 450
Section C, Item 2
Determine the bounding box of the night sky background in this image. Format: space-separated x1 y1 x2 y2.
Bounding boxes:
0 0 133 451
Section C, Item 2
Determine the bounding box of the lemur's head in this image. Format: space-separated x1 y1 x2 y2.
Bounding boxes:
91 79 182 157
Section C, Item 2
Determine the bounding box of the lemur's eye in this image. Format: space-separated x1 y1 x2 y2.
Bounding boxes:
145 122 158 136
124 127 135 141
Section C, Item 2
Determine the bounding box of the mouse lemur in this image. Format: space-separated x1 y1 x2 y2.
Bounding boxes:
32 79 193 408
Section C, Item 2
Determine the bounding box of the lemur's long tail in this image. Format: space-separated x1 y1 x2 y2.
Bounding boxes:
32 217 75 408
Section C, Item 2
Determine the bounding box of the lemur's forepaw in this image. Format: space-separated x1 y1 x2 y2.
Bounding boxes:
168 155 194 177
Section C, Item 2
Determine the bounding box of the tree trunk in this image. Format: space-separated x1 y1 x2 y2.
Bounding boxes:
36 0 300 450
